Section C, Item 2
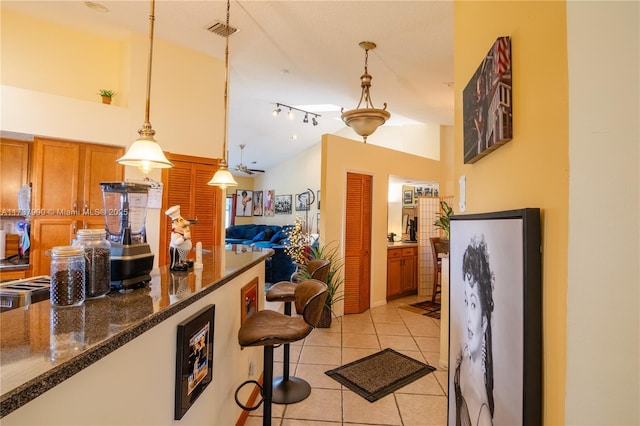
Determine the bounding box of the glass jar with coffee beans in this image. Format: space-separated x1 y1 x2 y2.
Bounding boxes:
49 246 86 307
74 229 111 298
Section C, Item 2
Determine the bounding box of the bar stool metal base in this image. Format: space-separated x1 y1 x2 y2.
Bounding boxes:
271 376 311 404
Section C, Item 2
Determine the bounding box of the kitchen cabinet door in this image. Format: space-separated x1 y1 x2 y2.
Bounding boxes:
32 138 80 212
30 218 77 276
81 144 124 212
0 139 30 213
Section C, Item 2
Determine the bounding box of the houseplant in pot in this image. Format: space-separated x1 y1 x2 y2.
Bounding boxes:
296 240 344 328
98 89 115 104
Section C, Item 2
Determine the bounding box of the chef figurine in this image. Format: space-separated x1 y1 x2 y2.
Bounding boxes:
165 205 193 271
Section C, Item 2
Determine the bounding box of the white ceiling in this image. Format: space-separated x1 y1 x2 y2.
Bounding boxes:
2 0 454 175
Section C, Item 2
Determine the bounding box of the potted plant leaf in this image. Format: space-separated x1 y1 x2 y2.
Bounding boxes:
433 200 453 242
98 89 115 104
296 240 344 328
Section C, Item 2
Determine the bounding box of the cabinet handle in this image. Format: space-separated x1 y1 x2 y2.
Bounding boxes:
72 221 77 234
84 201 88 210
73 200 77 211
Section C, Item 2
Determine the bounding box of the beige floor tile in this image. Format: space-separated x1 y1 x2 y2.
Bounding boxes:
282 420 342 426
341 312 373 324
395 371 445 396
341 347 381 364
342 391 402 425
316 317 343 333
341 320 376 335
247 395 286 420
396 393 448 426
305 330 342 347
405 322 441 338
371 313 405 324
299 345 342 365
377 335 420 352
422 351 443 367
433 370 450 396
295 363 342 390
342 333 380 349
414 336 440 352
283 388 343 423
374 322 412 336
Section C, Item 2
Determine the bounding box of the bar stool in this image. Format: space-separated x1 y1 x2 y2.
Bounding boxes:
236 279 327 426
265 258 330 403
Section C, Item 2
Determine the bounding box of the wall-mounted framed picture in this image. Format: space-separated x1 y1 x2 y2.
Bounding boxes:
240 278 259 325
253 191 263 216
463 36 513 164
295 192 310 211
403 190 413 206
275 194 292 215
447 208 541 425
264 190 275 216
317 190 321 209
175 305 215 420
235 189 253 217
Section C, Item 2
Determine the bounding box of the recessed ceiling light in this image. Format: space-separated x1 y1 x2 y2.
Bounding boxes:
84 2 109 13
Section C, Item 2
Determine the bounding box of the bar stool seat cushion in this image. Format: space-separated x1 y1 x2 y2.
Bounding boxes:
238 310 312 347
265 281 297 303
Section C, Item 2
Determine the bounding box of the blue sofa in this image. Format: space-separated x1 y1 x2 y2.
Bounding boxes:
225 224 296 284
225 224 293 247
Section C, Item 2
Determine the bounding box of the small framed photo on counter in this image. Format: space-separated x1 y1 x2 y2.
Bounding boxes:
175 305 215 420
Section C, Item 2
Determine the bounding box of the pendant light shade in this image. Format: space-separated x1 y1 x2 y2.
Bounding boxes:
208 0 237 189
341 41 390 143
117 0 173 173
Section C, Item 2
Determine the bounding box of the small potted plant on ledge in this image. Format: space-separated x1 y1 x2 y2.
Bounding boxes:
297 240 344 328
98 89 115 104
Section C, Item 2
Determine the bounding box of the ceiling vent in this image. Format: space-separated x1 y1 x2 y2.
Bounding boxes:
207 21 239 37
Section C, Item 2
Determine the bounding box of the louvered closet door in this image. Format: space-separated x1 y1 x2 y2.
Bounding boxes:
344 172 372 314
160 155 221 267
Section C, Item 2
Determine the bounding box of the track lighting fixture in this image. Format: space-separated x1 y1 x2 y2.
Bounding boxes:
272 103 321 126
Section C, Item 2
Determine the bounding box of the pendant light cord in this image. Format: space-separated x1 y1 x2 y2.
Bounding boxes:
221 0 231 168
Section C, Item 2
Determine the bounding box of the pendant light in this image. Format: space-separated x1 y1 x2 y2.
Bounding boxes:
208 0 238 189
117 0 173 173
341 41 390 143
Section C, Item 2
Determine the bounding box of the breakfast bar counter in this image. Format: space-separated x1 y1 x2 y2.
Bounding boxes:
0 244 272 425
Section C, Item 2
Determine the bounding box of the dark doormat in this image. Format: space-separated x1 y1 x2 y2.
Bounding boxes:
400 300 441 319
325 348 436 402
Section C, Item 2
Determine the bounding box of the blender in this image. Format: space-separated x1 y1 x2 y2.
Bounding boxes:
100 181 154 289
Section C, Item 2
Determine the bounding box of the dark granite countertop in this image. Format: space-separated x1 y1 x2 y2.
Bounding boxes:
0 244 273 418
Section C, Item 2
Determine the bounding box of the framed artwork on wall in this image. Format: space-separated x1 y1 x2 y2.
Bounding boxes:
175 305 215 420
295 192 310 211
463 36 513 164
275 194 292 215
317 190 321 209
447 208 541 425
235 189 253 217
403 190 413 206
264 190 275 216
241 278 259 325
253 191 263 216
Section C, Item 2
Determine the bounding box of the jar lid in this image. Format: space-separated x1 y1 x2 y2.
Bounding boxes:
77 229 107 238
51 246 83 257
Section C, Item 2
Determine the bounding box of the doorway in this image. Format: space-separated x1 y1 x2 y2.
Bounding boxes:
343 172 372 314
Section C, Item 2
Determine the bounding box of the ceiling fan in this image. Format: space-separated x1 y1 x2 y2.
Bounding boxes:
234 144 265 175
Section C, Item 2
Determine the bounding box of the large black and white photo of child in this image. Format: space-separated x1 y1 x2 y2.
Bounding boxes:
448 219 524 425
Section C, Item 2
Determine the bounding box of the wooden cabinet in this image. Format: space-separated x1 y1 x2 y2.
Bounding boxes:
387 246 417 300
29 137 124 275
0 138 30 213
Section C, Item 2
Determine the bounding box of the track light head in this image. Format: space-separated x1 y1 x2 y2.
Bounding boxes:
287 109 294 120
303 113 309 123
272 107 281 116
312 117 318 126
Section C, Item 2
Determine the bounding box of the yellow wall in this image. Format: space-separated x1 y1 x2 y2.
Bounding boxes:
322 134 441 310
454 2 569 424
1 9 124 104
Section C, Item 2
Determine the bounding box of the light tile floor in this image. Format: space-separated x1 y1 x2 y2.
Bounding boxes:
245 295 448 426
